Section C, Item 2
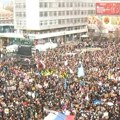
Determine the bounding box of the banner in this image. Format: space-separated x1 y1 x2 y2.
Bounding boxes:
96 3 120 15
7 86 16 91
88 16 120 33
77 63 85 77
64 79 67 89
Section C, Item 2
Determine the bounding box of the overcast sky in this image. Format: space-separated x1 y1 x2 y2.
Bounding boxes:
1 0 12 4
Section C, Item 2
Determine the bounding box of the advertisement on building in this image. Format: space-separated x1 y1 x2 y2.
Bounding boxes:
96 3 120 15
87 16 120 33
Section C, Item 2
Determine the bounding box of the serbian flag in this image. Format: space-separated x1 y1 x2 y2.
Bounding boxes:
44 112 74 120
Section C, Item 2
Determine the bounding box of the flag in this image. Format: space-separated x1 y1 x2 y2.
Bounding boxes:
64 79 67 89
77 63 85 77
44 112 74 120
92 100 102 105
40 60 46 68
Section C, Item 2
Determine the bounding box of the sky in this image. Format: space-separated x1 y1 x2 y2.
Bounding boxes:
0 0 12 4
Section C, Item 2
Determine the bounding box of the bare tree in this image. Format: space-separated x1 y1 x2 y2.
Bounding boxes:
97 21 105 40
108 32 114 41
5 5 13 12
114 28 120 41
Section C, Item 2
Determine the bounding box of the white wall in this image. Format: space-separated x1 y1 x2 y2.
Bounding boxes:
26 0 39 30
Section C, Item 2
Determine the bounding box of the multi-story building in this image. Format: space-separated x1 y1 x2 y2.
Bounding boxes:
14 0 96 41
0 1 14 48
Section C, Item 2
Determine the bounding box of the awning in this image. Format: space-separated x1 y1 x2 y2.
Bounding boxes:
0 33 24 39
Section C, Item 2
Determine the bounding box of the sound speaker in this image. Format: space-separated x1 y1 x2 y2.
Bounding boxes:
17 45 32 56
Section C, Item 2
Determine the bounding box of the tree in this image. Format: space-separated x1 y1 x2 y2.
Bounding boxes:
114 28 120 41
108 32 114 41
5 5 13 12
97 20 105 40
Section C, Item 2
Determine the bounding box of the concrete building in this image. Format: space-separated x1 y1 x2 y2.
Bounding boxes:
14 0 96 41
0 4 14 48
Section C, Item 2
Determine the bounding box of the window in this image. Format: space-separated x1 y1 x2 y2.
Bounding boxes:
49 11 52 16
67 11 69 15
62 19 65 24
74 3 78 7
44 12 48 17
44 3 48 7
70 2 72 7
39 2 43 8
15 12 18 17
39 12 44 17
70 11 73 15
58 3 61 7
81 3 84 7
49 20 53 25
58 11 62 16
54 11 57 16
67 2 70 7
74 11 77 15
44 21 47 25
19 12 22 17
23 12 26 17
40 21 43 26
62 11 65 16
74 19 77 24
70 19 73 23
18 3 21 8
62 2 65 7
81 11 84 15
49 2 52 8
58 19 62 24
67 19 70 23
23 4 26 8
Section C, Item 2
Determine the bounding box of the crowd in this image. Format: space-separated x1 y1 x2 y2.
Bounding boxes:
0 39 120 120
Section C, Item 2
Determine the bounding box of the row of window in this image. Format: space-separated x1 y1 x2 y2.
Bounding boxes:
39 10 94 17
15 10 94 18
0 20 13 24
39 2 94 8
15 2 94 9
0 17 13 20
16 20 26 26
15 3 26 8
39 18 87 26
16 12 26 17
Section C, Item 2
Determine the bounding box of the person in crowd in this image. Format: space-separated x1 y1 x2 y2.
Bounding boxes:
0 39 120 120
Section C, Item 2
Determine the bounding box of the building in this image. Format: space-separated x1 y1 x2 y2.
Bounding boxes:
14 0 96 41
87 0 120 40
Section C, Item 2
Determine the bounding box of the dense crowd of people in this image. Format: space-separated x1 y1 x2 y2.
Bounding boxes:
0 39 120 120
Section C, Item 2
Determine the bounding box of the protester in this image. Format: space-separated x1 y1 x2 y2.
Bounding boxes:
0 39 120 120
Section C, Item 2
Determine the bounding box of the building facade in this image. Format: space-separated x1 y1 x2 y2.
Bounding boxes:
14 0 96 41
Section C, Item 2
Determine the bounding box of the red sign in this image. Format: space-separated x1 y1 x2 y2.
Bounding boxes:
96 3 120 15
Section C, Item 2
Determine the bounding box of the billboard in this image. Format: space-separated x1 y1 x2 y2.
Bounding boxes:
88 16 120 33
96 3 120 15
